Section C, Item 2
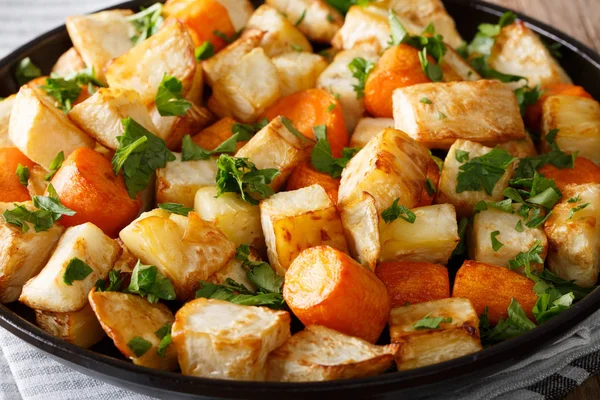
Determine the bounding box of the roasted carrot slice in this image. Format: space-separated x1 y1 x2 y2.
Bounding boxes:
263 88 348 157
375 261 449 308
364 44 431 118
285 161 340 204
452 260 537 325
163 0 236 51
0 148 35 202
538 157 600 191
284 245 391 343
50 148 141 237
526 83 593 131
191 117 247 152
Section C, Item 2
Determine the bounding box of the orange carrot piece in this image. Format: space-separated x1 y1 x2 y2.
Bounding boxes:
539 157 600 191
375 261 450 308
285 161 340 204
191 117 246 152
284 245 391 343
263 88 349 157
0 148 35 202
452 260 537 325
50 148 141 237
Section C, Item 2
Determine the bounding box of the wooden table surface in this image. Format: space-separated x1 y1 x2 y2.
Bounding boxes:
485 1 599 399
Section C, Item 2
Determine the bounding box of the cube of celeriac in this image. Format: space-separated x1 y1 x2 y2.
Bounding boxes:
214 0 255 32
51 47 86 76
541 95 600 166
35 304 105 348
544 183 600 287
266 0 344 43
340 192 380 270
19 223 120 313
349 118 394 148
246 5 312 57
440 47 481 82
0 202 64 303
267 325 399 382
172 298 291 380
332 5 390 53
489 22 571 88
208 257 257 292
496 131 538 158
272 52 329 97
436 140 514 218
338 128 432 213
105 20 201 106
0 95 15 147
194 186 264 252
317 48 380 133
156 153 218 208
379 204 459 265
65 10 134 83
148 102 214 150
89 289 178 370
9 87 94 168
119 210 236 300
235 116 313 191
389 298 482 371
469 205 548 272
393 80 526 150
208 47 281 123
260 184 348 276
26 165 50 197
69 88 157 150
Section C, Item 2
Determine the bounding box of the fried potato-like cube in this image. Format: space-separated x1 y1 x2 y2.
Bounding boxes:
19 223 119 313
489 22 571 88
105 20 200 105
207 257 257 291
440 47 481 82
284 246 391 343
119 210 236 300
149 102 213 150
0 202 64 303
340 192 381 269
379 204 459 265
541 95 600 166
260 185 348 275
332 5 390 53
338 128 431 212
246 5 312 57
436 140 514 218
69 88 157 150
544 183 600 287
194 186 264 251
208 48 281 123
469 205 548 273
8 87 94 168
376 261 450 308
51 47 86 76
266 0 344 43
65 10 134 83
26 165 49 197
267 325 399 382
286 161 340 204
452 260 537 325
89 289 178 370
156 153 217 208
172 298 291 380
272 52 329 97
0 95 15 147
539 157 600 191
113 238 138 273
35 304 105 348
317 48 380 132
349 118 394 148
393 80 526 149
389 298 482 371
235 116 313 191
496 131 538 158
191 117 246 152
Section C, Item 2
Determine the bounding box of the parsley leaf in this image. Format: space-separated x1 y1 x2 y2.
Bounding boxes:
450 217 469 259
155 323 172 357
490 231 504 251
480 299 536 345
348 57 375 99
126 260 176 303
508 240 544 276
515 220 524 232
95 270 125 292
15 57 41 86
16 164 29 187
295 9 307 26
63 257 93 286
470 56 525 83
568 202 590 220
324 0 375 14
310 125 359 178
158 203 193 216
413 313 452 330
567 195 581 203
425 178 436 196
535 269 594 301
213 30 240 44
155 75 191 117
112 118 175 199
515 85 543 116
127 3 164 46
195 41 215 61
381 199 416 224
45 151 65 181
40 77 82 113
456 147 515 195
420 97 433 104
128 336 152 357
533 289 574 324
215 155 279 205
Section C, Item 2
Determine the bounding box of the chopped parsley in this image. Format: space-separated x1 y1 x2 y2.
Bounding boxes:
425 178 437 196
128 336 152 357
348 57 375 99
456 147 515 195
63 257 93 286
324 0 375 14
15 57 41 86
155 75 191 117
515 220 524 232
479 299 536 345
40 77 82 113
126 260 176 303
215 155 279 205
381 199 416 224
490 231 504 251
213 30 240 44
515 85 543 117
420 97 433 104
45 151 64 181
155 323 172 357
413 313 452 330
295 9 307 26
95 270 125 292
15 164 29 187
195 41 215 61
568 202 590 220
290 43 304 52
508 240 544 275
158 203 193 216
450 217 469 259
310 125 359 178
127 3 164 46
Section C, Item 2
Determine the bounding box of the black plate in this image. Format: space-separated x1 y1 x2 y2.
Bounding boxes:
1 1 600 399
